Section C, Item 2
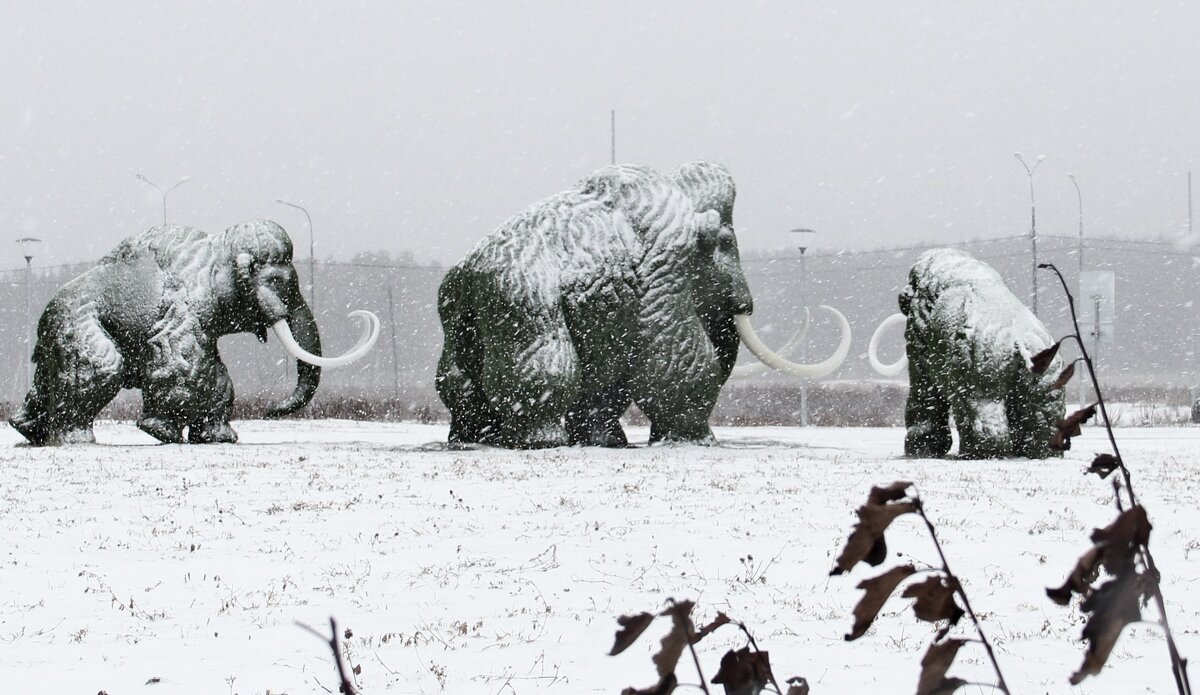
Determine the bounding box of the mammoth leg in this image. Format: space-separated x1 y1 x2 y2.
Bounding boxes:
479 318 578 449
633 324 722 446
904 365 953 458
435 277 501 446
644 405 718 445
637 375 721 446
187 358 238 444
952 397 1012 459
137 307 216 444
437 346 501 446
11 298 123 446
1005 370 1064 459
566 380 631 448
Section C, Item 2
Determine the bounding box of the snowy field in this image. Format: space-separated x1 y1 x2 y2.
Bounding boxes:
1 419 1197 694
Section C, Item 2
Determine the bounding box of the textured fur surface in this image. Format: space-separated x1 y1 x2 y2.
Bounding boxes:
436 162 746 448
10 220 321 446
900 248 1065 458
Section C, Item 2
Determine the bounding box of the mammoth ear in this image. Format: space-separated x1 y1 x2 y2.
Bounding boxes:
695 209 721 253
235 251 256 287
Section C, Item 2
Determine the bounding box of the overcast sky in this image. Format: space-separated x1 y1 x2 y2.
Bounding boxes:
2 1 1198 268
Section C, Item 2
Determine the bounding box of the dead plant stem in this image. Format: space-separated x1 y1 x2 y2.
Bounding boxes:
912 496 1011 695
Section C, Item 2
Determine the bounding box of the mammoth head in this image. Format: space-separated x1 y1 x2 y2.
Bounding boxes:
220 219 381 417
673 162 752 317
672 161 852 380
227 219 298 324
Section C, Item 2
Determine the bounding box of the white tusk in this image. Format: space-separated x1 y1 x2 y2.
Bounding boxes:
272 310 381 368
868 313 908 377
730 306 811 379
734 305 851 379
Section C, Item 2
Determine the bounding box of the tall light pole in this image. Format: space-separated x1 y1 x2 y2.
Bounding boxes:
610 109 616 165
16 237 42 394
791 228 817 427
1068 173 1085 405
137 174 190 225
1014 153 1044 316
276 199 315 311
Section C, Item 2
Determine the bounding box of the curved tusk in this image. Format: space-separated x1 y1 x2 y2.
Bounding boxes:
347 309 378 353
273 310 381 368
868 313 908 377
734 305 851 379
730 306 811 379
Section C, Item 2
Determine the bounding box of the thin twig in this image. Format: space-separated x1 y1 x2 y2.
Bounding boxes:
911 492 1010 695
679 607 712 695
1038 264 1135 505
297 617 357 695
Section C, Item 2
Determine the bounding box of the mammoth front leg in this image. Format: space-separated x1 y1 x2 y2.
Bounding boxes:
904 360 953 458
187 358 238 444
138 308 223 443
566 380 632 447
635 362 722 446
639 391 720 445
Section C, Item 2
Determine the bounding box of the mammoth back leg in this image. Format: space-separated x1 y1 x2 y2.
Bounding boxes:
437 345 501 446
951 396 1012 459
11 297 123 446
904 360 953 458
1005 369 1064 459
477 306 579 449
945 356 1015 459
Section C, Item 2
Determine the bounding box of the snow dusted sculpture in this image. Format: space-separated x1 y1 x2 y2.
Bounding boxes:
10 220 380 446
436 162 850 448
868 248 1064 458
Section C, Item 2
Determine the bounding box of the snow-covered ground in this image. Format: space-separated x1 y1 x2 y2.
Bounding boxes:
1 420 1197 694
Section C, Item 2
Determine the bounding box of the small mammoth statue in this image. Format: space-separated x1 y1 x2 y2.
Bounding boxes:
10 220 380 445
868 247 1064 458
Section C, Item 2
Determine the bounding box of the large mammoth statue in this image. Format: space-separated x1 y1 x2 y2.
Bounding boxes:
436 162 850 448
868 247 1064 459
10 220 380 446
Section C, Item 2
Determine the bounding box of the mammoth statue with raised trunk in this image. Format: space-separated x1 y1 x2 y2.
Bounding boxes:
868 247 1064 459
10 220 380 446
435 162 851 448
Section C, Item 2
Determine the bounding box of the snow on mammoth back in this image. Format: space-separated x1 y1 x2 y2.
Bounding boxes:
868 247 1060 379
906 247 1055 363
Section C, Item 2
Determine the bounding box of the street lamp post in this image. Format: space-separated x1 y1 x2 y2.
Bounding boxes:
1014 153 1044 316
1068 173 1086 405
16 237 42 394
791 228 817 427
276 199 316 312
137 174 190 225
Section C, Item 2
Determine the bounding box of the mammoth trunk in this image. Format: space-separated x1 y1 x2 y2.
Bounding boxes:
265 302 321 418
